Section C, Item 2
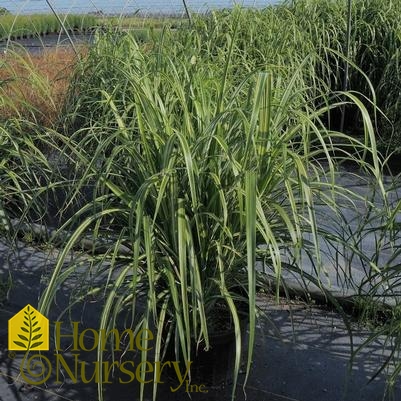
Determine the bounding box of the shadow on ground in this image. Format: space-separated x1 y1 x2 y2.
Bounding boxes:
1 239 401 401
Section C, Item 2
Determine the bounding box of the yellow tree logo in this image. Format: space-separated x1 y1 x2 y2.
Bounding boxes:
8 304 49 351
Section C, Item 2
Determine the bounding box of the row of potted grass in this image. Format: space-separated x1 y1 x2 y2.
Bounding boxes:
0 14 97 41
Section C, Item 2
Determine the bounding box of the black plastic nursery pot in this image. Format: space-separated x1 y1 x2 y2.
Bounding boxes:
162 307 249 394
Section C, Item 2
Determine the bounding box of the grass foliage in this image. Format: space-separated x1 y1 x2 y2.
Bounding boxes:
289 0 401 153
0 48 81 125
43 7 384 400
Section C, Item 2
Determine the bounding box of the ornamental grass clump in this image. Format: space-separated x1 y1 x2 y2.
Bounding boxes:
288 0 401 154
0 119 60 239
0 47 82 126
37 8 387 400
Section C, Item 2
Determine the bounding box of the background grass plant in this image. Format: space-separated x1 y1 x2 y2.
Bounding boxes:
288 0 401 157
0 47 83 126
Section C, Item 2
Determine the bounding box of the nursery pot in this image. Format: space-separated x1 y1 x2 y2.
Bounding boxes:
163 306 248 391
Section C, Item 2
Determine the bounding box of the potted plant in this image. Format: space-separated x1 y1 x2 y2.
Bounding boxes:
38 9 384 401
